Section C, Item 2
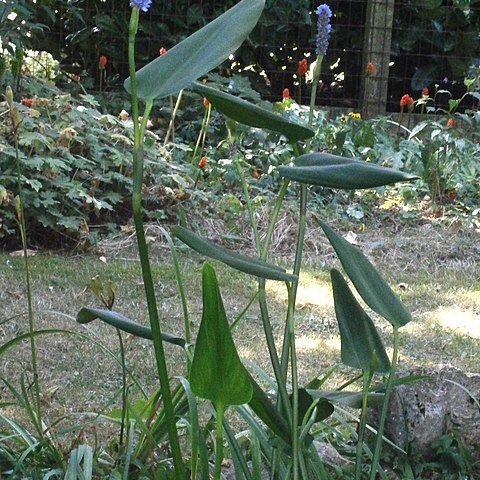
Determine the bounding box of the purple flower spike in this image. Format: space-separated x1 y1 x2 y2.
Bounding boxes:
315 4 332 56
130 0 152 12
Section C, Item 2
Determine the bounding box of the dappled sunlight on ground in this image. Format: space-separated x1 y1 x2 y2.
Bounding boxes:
434 306 480 338
265 271 333 309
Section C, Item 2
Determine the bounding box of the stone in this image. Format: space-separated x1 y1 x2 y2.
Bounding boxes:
371 367 480 461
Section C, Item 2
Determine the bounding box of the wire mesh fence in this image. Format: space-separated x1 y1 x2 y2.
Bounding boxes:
14 0 480 114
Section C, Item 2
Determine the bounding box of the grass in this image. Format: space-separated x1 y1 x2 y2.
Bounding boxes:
0 218 479 467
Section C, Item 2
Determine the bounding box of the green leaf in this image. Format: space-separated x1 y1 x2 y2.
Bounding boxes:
318 221 412 327
193 82 314 142
307 389 384 409
76 307 185 347
173 226 297 282
330 269 390 373
296 388 334 422
279 153 418 189
190 264 253 406
248 374 291 444
124 0 265 100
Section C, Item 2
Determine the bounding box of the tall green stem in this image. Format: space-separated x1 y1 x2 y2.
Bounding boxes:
14 134 42 435
258 281 293 426
355 369 372 480
260 179 290 260
369 326 400 480
306 54 324 151
128 8 185 479
164 89 184 146
214 403 225 480
235 160 261 254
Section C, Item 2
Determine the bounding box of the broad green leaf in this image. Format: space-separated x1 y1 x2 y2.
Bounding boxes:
294 152 364 167
190 264 253 406
124 0 265 100
173 226 297 282
193 82 314 142
278 154 418 189
318 221 412 327
331 269 390 373
76 307 185 347
248 374 291 444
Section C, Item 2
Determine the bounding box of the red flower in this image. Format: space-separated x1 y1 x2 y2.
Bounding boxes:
422 87 429 97
297 58 308 77
198 156 207 168
282 88 290 99
447 191 455 201
21 98 33 108
159 47 167 56
366 62 374 75
98 55 107 69
203 97 210 107
447 117 454 128
400 94 414 108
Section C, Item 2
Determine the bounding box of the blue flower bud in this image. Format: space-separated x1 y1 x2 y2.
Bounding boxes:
130 0 152 13
315 4 332 56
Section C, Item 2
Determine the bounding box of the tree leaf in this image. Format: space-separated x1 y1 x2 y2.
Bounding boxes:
193 82 314 142
190 264 253 406
124 0 265 100
318 221 412 327
330 269 390 373
173 226 297 282
76 307 185 347
278 153 418 189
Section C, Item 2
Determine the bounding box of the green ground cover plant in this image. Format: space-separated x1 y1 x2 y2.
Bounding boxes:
1 1 479 480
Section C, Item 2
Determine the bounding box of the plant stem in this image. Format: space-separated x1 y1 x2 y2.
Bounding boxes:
235 160 261 254
355 369 371 480
260 179 290 260
164 90 184 146
117 328 127 446
191 104 209 164
128 8 185 479
258 281 292 426
13 121 42 438
214 403 225 480
307 54 324 151
285 183 308 480
159 226 192 370
369 326 400 480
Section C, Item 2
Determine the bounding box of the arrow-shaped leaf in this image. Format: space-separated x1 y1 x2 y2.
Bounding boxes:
279 155 418 189
77 307 185 347
331 269 390 373
190 263 253 406
173 226 297 282
124 0 265 100
193 82 314 142
318 221 412 327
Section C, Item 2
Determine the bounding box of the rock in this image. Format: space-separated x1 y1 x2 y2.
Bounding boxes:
313 441 349 466
371 367 480 460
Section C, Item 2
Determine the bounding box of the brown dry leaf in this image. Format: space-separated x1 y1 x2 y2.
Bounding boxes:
9 249 37 257
7 290 23 297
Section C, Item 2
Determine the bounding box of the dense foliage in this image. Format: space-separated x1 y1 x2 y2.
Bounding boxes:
2 0 480 104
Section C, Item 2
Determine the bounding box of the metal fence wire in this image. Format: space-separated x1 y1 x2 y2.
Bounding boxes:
43 0 480 114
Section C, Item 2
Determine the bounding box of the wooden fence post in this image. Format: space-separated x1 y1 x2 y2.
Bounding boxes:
361 0 395 118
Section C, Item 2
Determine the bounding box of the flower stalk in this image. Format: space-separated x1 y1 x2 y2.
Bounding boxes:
128 6 185 479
